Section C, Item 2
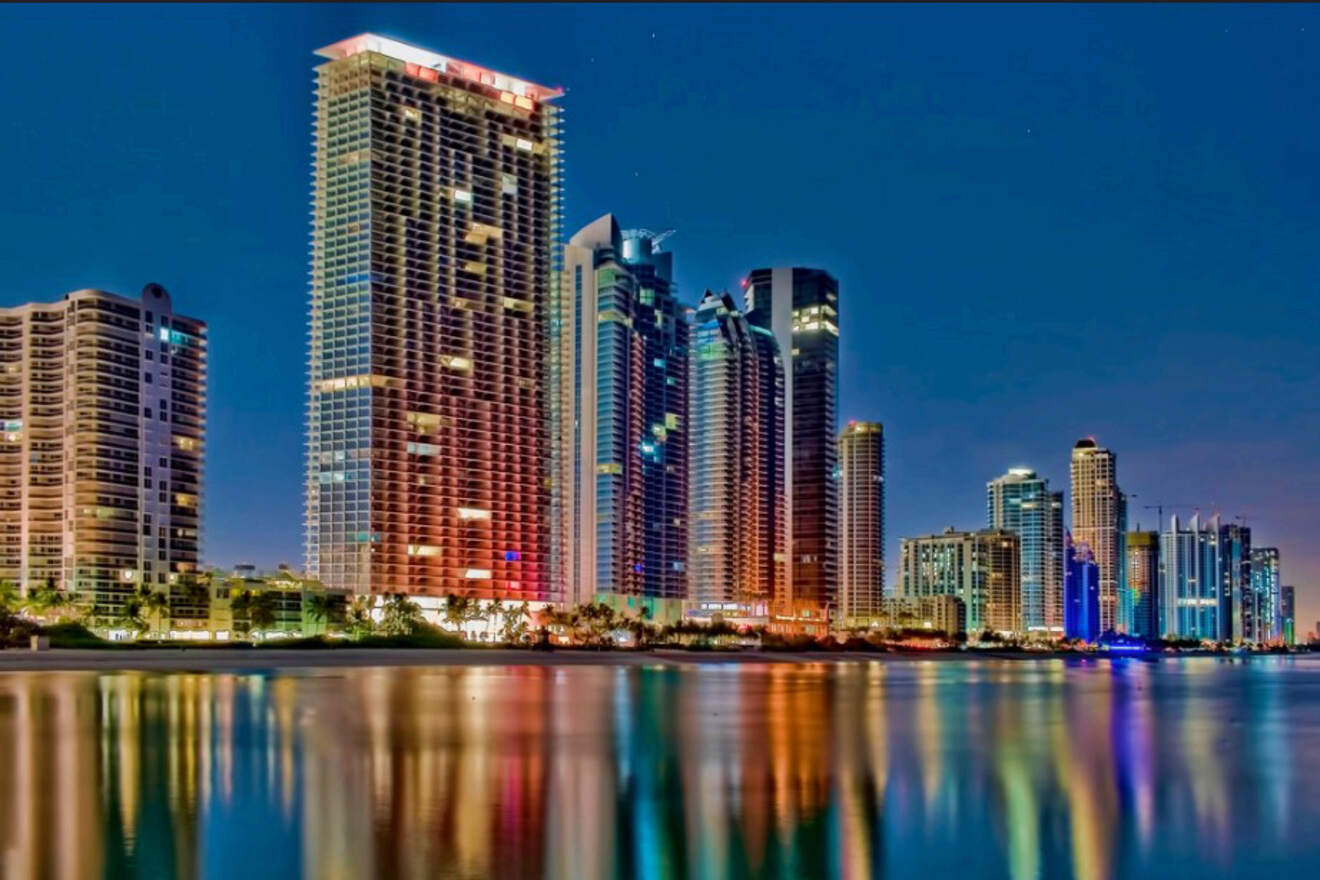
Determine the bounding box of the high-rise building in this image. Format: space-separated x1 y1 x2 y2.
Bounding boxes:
1280 585 1295 646
839 421 883 622
1250 547 1281 643
1070 437 1125 633
1063 533 1101 642
687 290 785 606
623 229 689 603
743 268 838 616
554 215 687 605
1160 513 1224 640
1125 531 1160 639
0 284 206 617
987 468 1064 636
305 35 563 599
899 527 1020 636
1219 521 1252 642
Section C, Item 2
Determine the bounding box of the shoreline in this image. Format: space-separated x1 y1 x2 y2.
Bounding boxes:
0 647 1310 673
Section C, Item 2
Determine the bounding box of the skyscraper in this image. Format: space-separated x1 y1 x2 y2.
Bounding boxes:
623 228 689 603
1125 531 1160 639
305 35 562 599
555 215 687 605
0 284 206 618
899 528 1020 637
1160 513 1224 640
743 268 838 617
1219 521 1252 642
1280 585 1295 646
1070 437 1125 633
1063 533 1101 642
987 468 1064 636
687 291 785 606
839 421 884 622
1250 547 1281 643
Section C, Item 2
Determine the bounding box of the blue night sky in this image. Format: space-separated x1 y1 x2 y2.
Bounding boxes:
1 4 1316 626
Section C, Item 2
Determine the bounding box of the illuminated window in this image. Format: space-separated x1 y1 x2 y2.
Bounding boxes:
438 355 472 371
406 442 439 456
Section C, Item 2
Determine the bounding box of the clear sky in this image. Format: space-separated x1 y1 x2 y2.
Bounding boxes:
1 3 1316 630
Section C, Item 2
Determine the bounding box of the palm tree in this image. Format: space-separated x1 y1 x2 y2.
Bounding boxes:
345 595 374 638
443 594 469 634
0 580 20 614
248 591 278 638
116 591 148 639
461 596 488 638
305 592 334 636
626 604 655 648
230 589 253 636
141 589 169 639
538 607 569 644
499 602 529 645
22 579 61 620
580 602 620 647
380 593 423 636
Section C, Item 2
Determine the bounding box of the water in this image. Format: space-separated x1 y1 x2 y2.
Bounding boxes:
0 657 1317 879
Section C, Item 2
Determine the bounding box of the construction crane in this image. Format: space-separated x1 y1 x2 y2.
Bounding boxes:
1140 501 1196 533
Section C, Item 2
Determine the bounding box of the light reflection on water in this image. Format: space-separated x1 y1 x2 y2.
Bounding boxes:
0 657 1316 879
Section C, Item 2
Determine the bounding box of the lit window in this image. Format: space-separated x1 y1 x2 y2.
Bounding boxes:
439 355 472 371
405 442 439 456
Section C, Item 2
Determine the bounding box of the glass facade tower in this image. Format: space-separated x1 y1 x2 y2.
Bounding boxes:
1219 522 1251 642
305 34 563 598
1250 547 1281 643
1063 533 1101 642
622 228 689 601
1280 585 1295 646
987 468 1064 636
687 291 784 606
744 268 838 616
1125 531 1160 639
1159 513 1224 640
554 215 687 605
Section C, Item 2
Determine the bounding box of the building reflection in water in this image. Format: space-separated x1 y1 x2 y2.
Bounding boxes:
0 657 1314 879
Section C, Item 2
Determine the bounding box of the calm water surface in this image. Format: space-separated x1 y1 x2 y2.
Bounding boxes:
0 657 1317 879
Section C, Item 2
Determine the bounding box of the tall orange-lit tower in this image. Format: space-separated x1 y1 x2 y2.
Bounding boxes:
305 34 563 599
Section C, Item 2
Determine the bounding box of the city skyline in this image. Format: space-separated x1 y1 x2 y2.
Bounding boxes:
0 4 1315 627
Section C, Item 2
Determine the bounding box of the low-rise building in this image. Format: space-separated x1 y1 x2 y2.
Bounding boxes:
872 596 966 637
